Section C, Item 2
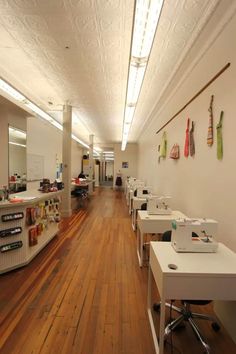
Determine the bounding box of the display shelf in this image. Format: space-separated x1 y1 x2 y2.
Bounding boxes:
0 190 62 274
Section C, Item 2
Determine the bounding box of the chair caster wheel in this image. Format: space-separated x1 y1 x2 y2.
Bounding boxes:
153 303 160 312
212 322 220 331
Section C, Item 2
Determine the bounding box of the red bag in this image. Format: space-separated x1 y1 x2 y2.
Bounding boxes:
184 118 190 157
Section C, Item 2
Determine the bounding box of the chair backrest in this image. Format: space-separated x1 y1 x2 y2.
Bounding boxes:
162 230 172 242
141 203 147 210
162 230 198 242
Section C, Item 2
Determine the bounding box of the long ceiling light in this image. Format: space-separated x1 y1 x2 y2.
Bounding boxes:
0 78 26 101
0 77 96 151
121 0 164 151
9 141 26 148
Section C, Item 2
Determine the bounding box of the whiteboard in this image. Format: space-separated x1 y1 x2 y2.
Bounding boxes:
27 154 44 181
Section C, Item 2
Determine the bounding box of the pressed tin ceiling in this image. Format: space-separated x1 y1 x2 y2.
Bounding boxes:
0 0 221 146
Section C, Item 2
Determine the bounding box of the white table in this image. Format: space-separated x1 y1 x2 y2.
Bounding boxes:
148 242 236 354
131 197 147 231
126 186 132 205
137 210 186 267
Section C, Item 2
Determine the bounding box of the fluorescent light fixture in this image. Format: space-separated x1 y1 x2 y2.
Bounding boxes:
123 123 130 135
121 139 127 151
103 151 114 154
0 78 26 101
124 105 135 124
132 0 163 59
105 158 114 161
25 101 53 122
126 63 146 104
9 141 26 148
121 0 164 151
0 77 97 151
71 134 89 149
51 120 63 131
9 126 26 139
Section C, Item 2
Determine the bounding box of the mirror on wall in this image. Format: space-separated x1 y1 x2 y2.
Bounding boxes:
8 126 27 193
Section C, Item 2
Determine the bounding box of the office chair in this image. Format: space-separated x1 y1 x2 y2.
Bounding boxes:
154 230 220 354
141 202 147 210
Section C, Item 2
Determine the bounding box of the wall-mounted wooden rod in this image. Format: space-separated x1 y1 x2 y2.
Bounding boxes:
156 62 231 134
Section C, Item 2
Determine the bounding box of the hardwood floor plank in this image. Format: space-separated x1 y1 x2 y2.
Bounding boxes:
0 187 235 354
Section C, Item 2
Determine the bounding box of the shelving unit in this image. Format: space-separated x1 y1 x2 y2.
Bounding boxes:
0 190 62 274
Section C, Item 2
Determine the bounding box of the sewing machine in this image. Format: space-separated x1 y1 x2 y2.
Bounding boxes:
131 180 144 191
128 177 136 186
136 186 152 198
147 196 172 215
171 218 218 253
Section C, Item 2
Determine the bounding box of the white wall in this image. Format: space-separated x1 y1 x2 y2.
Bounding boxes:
27 116 83 189
9 144 26 177
27 117 62 189
106 161 114 177
137 7 236 342
71 140 83 178
0 107 9 186
0 101 27 186
113 143 138 188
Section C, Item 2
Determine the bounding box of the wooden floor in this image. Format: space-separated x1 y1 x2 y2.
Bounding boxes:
0 187 235 354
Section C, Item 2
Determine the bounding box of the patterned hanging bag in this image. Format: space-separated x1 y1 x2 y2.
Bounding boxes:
207 95 214 146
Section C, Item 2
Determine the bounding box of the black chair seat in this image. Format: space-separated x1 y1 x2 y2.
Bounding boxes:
183 300 211 305
141 202 147 210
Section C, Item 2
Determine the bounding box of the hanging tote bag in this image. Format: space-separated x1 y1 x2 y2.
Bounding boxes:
169 144 180 159
184 118 190 157
216 111 223 160
207 95 214 146
189 121 195 157
159 131 167 158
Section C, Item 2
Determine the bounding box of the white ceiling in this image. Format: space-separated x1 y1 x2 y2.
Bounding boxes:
0 0 221 147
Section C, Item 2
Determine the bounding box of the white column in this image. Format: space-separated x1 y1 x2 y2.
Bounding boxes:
88 134 94 194
61 104 72 217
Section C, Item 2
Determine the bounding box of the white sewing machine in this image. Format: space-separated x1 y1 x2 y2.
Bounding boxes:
136 186 152 198
147 196 172 215
131 180 144 191
171 218 218 253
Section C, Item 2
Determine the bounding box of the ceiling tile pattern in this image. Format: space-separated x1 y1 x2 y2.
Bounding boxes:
130 0 220 139
0 0 220 145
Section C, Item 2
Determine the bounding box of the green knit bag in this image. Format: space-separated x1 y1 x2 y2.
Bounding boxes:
216 111 223 160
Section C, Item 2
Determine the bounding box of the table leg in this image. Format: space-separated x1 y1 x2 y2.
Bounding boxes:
134 209 137 230
132 208 135 231
127 192 130 206
159 297 166 354
136 227 143 267
147 265 160 354
129 198 133 215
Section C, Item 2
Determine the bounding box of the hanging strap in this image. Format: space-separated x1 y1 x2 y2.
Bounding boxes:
184 118 190 157
189 121 195 157
216 111 223 160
